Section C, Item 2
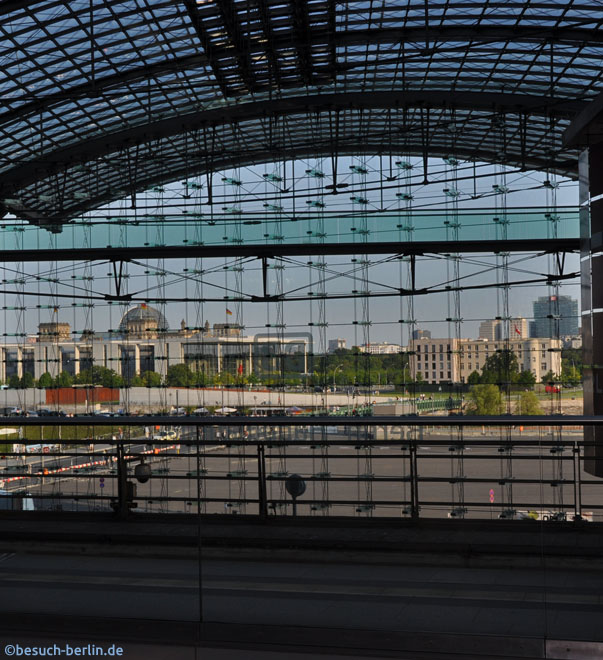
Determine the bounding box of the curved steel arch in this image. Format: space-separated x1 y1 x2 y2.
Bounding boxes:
0 0 600 224
0 100 579 226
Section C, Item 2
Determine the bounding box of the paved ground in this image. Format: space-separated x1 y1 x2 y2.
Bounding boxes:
0 550 602 640
0 516 602 658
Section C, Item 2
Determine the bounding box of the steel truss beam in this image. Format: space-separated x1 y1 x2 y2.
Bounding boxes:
0 238 578 263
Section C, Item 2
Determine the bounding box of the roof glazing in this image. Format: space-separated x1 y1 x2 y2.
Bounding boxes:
0 0 600 226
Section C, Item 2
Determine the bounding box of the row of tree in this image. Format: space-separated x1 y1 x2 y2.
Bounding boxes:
3 346 582 390
464 348 582 389
6 365 260 389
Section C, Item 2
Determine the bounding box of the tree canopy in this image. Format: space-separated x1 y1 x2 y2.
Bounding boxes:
515 391 543 415
75 366 123 387
465 384 504 415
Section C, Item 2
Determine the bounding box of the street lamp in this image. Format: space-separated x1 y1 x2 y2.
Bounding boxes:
333 364 344 392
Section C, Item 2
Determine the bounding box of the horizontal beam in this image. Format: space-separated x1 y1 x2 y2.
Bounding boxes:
0 238 579 262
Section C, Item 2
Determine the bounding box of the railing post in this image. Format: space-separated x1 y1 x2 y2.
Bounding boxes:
409 438 419 519
115 442 129 520
257 443 267 518
573 440 582 519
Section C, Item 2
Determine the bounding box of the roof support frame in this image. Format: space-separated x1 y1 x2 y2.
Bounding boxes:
0 90 583 197
0 238 578 264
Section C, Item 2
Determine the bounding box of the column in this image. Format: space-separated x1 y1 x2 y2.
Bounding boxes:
16 347 23 378
581 145 603 476
32 345 41 380
73 345 80 376
134 344 141 376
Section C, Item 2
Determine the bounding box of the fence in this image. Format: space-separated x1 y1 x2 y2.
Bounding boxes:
0 415 599 521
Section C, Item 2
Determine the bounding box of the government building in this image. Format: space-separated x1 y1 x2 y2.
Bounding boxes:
408 337 562 385
0 305 310 383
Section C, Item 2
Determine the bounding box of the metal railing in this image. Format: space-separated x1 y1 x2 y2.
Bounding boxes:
0 415 599 521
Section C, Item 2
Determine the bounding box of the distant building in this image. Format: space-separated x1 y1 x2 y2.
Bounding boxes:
479 318 528 341
412 329 431 340
328 338 347 352
532 295 579 337
38 323 71 342
478 320 498 341
357 342 404 355
562 336 582 350
0 305 309 383
408 337 561 384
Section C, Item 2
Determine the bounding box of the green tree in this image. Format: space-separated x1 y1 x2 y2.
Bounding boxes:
466 384 504 415
541 370 556 385
515 390 543 415
54 371 73 387
517 370 536 387
191 370 207 387
130 375 144 387
467 370 481 385
166 363 194 387
20 372 35 388
8 374 20 389
37 372 53 388
219 372 235 386
561 363 581 387
141 370 162 387
75 366 123 387
480 350 519 390
561 348 582 377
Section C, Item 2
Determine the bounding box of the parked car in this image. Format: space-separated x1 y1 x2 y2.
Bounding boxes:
0 407 21 416
37 409 66 417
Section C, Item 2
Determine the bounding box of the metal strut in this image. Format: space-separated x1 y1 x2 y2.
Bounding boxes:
262 256 269 298
110 260 130 300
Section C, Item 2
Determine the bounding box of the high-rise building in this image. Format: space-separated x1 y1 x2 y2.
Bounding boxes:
479 320 499 341
479 318 528 340
532 296 579 338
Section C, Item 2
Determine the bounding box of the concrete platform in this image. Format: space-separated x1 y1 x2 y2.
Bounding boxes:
1 515 602 658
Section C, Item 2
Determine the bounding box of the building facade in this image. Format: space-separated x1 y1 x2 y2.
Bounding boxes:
0 305 309 383
408 337 561 384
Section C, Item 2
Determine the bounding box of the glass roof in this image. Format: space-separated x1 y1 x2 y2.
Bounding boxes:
0 0 600 227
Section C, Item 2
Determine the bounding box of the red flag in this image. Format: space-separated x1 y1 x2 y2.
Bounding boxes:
237 363 243 375
514 326 521 335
